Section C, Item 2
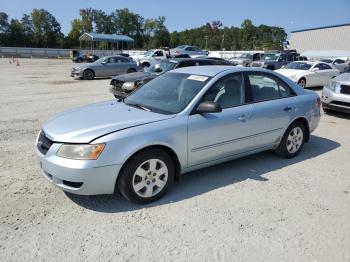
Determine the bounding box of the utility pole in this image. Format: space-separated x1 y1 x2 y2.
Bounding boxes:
221 33 225 51
204 35 208 50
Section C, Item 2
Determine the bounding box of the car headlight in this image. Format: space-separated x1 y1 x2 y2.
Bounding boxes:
56 144 105 160
325 81 337 92
122 82 136 91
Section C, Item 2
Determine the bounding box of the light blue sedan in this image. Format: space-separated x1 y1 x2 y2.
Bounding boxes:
36 66 320 204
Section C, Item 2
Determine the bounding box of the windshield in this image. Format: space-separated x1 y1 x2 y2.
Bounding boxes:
143 50 154 57
239 53 252 59
285 62 313 70
144 61 177 74
320 59 333 63
125 73 211 114
94 57 107 63
262 53 279 61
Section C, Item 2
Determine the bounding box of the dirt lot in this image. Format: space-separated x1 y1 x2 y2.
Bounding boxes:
0 58 349 262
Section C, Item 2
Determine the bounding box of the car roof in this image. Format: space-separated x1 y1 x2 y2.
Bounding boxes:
170 65 272 77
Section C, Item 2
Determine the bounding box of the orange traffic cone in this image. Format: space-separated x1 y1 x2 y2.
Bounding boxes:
16 58 20 66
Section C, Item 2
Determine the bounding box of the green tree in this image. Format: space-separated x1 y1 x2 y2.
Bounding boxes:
66 19 83 48
79 8 94 32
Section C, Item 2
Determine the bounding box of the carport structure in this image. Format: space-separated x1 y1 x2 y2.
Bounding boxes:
79 33 134 53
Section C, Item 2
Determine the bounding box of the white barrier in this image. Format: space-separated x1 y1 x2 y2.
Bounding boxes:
0 47 266 59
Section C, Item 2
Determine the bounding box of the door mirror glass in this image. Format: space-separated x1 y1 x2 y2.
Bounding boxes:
196 101 222 114
312 67 320 72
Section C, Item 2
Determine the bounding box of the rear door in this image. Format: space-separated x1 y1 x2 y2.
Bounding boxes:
245 72 297 149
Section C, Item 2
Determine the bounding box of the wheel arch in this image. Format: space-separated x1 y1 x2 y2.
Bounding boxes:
83 68 95 76
285 117 310 143
116 144 182 191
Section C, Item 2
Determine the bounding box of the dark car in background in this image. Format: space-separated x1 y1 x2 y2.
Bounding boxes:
250 50 303 70
72 54 99 63
109 58 233 98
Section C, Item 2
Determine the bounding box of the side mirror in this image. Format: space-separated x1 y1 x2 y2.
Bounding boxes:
312 67 320 72
281 65 286 69
196 101 222 114
101 61 107 65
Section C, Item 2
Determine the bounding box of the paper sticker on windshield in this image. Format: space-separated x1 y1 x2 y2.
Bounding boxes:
188 75 208 82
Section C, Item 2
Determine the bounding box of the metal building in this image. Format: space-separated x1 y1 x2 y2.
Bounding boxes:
289 23 350 53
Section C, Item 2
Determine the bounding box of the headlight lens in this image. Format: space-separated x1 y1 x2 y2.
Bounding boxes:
122 82 136 91
57 144 105 160
325 81 337 91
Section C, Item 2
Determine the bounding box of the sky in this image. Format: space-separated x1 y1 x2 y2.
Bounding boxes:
1 0 349 37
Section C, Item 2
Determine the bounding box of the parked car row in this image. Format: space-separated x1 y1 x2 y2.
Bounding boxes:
109 57 234 99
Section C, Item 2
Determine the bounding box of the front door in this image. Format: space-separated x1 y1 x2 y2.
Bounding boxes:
188 73 255 167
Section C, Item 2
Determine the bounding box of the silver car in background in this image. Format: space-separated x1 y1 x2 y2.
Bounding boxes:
322 71 350 114
36 66 320 204
71 55 137 80
170 45 207 57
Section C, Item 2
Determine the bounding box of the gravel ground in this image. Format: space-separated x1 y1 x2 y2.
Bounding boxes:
0 58 349 262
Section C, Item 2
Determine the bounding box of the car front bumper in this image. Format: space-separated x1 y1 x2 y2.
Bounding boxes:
35 144 122 195
322 87 350 114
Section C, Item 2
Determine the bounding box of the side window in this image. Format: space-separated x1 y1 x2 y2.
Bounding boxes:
154 51 163 57
109 57 120 63
334 59 345 64
119 57 130 63
201 74 245 109
197 60 213 66
287 54 295 61
248 74 280 102
279 54 287 62
319 63 332 70
279 81 295 98
179 61 196 67
314 63 322 70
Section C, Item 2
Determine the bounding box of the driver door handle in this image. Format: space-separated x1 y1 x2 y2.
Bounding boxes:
284 106 292 112
238 115 247 122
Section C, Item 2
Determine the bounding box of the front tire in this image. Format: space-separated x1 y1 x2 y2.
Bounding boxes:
117 148 175 204
83 69 94 80
275 122 305 158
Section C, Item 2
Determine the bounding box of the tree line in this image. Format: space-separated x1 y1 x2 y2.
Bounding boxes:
0 8 286 50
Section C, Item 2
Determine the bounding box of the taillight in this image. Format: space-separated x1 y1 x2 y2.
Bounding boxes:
317 97 321 109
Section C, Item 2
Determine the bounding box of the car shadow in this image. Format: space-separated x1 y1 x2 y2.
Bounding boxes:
323 110 350 120
66 135 340 213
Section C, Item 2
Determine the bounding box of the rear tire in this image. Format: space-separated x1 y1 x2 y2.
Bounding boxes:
117 148 175 204
275 121 306 158
298 78 306 88
141 62 150 69
83 69 94 80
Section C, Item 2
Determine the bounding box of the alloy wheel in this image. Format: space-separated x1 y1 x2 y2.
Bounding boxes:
286 127 303 154
132 159 168 198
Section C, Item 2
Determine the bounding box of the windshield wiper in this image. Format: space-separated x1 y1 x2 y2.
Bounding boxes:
125 102 152 112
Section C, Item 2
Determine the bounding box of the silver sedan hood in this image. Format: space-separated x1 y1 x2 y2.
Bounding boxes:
43 101 174 143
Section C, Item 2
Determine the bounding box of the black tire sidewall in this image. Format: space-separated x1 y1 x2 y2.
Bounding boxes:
277 122 306 158
298 78 306 88
117 149 175 204
83 70 94 80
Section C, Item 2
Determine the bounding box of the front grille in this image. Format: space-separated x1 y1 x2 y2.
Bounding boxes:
330 101 350 107
37 131 53 155
340 84 350 95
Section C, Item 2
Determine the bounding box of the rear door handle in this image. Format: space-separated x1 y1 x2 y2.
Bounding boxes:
284 106 292 112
